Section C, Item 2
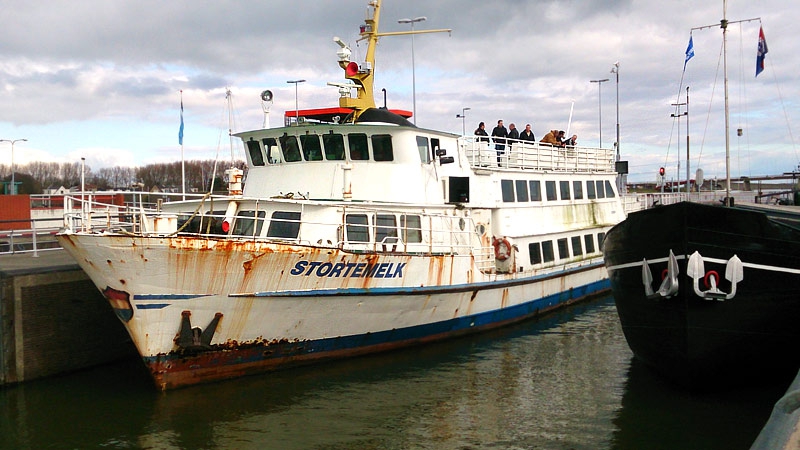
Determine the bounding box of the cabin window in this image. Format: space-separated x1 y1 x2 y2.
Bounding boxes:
267 211 301 239
447 177 470 203
584 234 595 254
529 242 542 264
515 180 529 202
529 180 542 201
280 135 301 162
372 134 394 161
323 133 346 160
348 133 369 160
178 210 225 235
416 136 431 163
542 241 555 263
232 210 266 237
571 236 583 256
262 137 279 163
597 232 606 251
374 214 398 245
345 214 370 242
246 139 265 166
300 134 323 161
573 181 584 200
557 238 569 259
595 180 606 199
501 180 515 202
586 180 596 199
559 181 571 200
545 181 557 201
400 214 422 243
604 180 616 198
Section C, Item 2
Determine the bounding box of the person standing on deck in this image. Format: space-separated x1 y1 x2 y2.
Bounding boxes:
491 119 508 163
519 124 535 142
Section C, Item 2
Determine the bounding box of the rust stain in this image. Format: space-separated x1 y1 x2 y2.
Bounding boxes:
501 288 509 309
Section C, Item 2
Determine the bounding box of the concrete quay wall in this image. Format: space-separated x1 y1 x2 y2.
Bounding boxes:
0 251 136 385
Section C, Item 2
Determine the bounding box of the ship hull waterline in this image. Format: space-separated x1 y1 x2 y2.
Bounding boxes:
59 233 611 390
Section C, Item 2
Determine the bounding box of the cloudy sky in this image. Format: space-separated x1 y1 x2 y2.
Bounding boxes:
1 0 798 182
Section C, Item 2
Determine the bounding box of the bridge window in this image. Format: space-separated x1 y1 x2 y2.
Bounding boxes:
604 180 616 198
323 133 346 160
233 210 267 237
246 139 264 166
280 135 301 162
597 232 606 251
372 134 394 161
262 138 279 163
301 134 323 161
416 136 430 163
348 133 369 160
267 211 301 239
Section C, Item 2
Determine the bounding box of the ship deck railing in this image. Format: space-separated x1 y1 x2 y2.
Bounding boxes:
60 192 499 266
459 137 616 173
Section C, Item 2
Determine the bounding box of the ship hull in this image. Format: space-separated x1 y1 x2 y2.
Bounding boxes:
59 233 610 389
603 201 800 388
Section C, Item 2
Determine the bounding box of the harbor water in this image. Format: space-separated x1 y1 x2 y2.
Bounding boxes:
0 296 788 449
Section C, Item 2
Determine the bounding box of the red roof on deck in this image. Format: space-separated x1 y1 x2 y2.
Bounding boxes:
284 107 412 123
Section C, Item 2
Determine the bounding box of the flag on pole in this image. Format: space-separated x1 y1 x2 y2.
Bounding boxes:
756 26 768 77
683 35 695 71
178 92 185 145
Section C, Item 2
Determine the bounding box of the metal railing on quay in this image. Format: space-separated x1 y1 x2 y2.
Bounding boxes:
0 218 63 257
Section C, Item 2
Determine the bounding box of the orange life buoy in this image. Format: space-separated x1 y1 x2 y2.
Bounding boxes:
492 237 511 261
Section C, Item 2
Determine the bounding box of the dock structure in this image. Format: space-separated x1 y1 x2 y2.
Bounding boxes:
0 251 135 385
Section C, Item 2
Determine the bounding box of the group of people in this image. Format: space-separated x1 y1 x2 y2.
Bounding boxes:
474 120 577 162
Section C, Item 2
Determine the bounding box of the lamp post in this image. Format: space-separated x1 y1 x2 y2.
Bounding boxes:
590 78 609 148
611 62 622 192
398 16 426 124
456 107 470 136
671 99 687 194
286 79 306 123
1 138 27 195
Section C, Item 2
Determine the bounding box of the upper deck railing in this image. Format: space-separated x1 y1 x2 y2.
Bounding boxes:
458 137 616 173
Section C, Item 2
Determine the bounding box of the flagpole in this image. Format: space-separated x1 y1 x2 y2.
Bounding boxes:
179 90 186 201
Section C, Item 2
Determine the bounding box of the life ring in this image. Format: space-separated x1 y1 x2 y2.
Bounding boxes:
492 237 511 261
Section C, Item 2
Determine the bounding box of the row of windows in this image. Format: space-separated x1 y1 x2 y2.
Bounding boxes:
502 179 616 203
246 133 396 166
179 210 425 245
528 232 606 265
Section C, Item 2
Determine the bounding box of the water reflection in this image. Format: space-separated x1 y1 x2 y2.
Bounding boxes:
0 296 784 449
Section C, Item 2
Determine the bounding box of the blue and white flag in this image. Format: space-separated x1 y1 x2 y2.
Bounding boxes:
756 26 768 77
178 96 184 145
683 35 695 71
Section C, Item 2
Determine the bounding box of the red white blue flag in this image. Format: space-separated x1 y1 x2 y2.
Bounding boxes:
756 26 768 77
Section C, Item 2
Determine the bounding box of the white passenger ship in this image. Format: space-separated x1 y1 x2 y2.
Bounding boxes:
58 0 626 389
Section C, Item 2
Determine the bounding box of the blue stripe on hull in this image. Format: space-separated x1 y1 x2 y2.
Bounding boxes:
145 278 610 369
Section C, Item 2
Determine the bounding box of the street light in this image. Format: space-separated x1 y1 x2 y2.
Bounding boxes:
590 78 609 148
398 16 426 124
611 62 622 192
456 107 470 136
0 138 27 195
286 79 306 123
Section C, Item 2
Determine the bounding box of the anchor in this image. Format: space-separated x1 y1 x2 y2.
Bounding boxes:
686 251 743 301
175 310 223 352
642 250 679 299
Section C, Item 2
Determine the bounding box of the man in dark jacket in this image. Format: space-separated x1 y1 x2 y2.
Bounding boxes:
519 124 535 142
491 120 508 163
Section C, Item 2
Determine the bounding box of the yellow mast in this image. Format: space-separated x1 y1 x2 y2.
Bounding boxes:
338 0 381 117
